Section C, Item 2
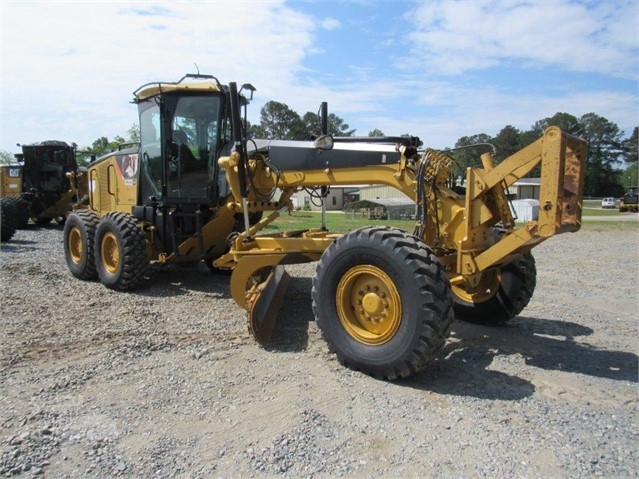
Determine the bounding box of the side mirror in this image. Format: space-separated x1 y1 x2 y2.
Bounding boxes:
313 134 334 151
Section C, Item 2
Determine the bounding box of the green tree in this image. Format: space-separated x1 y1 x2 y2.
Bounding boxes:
622 163 638 189
622 127 637 163
249 101 355 140
451 133 493 177
86 136 127 158
77 126 140 166
254 101 305 140
621 127 638 189
492 125 522 163
327 113 355 137
299 111 356 138
300 111 322 139
127 123 140 143
368 129 385 137
0 150 15 165
529 112 580 137
580 113 625 196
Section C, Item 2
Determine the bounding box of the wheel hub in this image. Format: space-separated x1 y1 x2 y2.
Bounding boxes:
101 231 120 274
68 227 83 263
336 265 401 345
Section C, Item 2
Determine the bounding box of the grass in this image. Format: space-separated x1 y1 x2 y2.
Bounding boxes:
260 208 637 235
263 211 416 234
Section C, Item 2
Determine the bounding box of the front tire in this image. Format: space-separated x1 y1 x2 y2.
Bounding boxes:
94 212 148 290
64 210 99 280
312 226 454 380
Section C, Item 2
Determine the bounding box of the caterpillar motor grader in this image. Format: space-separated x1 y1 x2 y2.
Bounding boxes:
0 140 86 228
64 73 586 380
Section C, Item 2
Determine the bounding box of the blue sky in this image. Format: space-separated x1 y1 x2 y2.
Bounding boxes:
1 0 637 155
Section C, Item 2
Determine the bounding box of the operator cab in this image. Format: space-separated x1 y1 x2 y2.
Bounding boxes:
136 82 233 206
132 74 246 256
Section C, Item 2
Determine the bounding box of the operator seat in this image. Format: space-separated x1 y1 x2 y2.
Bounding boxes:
173 129 197 169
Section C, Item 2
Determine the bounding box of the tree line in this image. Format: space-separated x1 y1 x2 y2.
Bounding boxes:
2 102 635 198
451 112 637 197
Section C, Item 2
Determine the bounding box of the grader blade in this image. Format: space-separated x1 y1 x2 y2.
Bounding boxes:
247 265 290 346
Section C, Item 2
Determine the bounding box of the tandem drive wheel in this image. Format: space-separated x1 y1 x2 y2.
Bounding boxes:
64 210 100 280
94 212 148 290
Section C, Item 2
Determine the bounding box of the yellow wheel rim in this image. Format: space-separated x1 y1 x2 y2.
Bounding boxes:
101 231 120 274
68 227 84 264
336 265 402 345
452 269 501 304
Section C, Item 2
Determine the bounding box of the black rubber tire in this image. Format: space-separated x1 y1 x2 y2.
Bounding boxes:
5 197 30 228
312 226 454 380
452 251 536 325
94 212 148 290
1 198 17 242
63 210 100 280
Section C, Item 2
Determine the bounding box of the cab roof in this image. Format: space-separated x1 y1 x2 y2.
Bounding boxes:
132 74 224 103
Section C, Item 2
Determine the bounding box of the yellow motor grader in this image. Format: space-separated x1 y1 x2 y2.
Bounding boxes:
64 74 586 380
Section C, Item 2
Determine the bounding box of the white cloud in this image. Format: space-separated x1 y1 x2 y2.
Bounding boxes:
321 17 341 30
1 1 316 150
0 0 636 157
406 0 638 78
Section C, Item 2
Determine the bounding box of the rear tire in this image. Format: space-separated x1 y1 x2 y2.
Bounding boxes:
64 210 99 280
1 198 17 242
312 226 453 380
94 212 148 290
5 197 29 228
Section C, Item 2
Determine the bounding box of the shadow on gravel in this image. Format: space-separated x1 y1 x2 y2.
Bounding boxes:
0 239 40 252
1 225 63 252
132 263 232 297
460 316 639 382
403 316 638 399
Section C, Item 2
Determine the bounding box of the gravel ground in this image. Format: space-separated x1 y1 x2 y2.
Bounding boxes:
1 222 638 478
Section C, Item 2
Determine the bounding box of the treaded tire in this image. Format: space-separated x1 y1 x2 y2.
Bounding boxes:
5 197 29 228
64 210 99 280
312 226 454 380
1 198 17 242
453 251 536 325
95 212 148 290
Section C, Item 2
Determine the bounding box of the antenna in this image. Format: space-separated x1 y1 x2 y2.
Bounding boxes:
194 62 200 75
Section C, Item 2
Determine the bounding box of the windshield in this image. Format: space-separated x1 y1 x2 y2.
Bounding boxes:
139 93 226 201
167 95 224 200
